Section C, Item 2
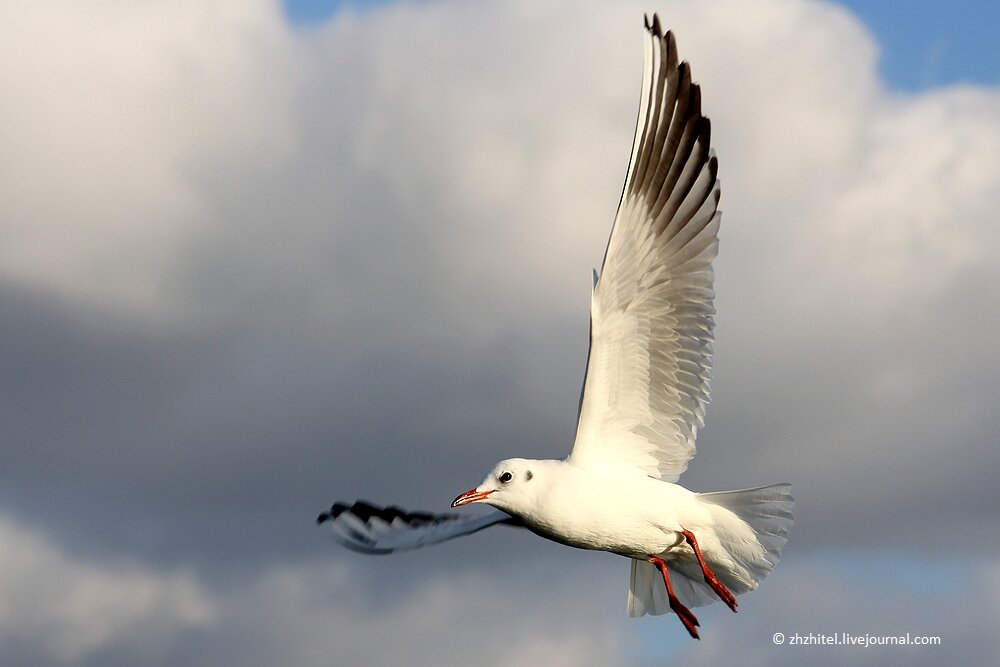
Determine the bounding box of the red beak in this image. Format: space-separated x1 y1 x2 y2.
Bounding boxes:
452 488 493 508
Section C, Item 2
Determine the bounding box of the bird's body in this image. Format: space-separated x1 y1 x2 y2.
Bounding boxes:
450 457 791 623
477 460 671 553
479 459 696 557
319 14 793 640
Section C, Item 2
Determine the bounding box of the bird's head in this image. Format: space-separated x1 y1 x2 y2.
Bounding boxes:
451 458 540 514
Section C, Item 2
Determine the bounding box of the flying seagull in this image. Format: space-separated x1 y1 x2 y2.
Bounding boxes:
318 14 793 640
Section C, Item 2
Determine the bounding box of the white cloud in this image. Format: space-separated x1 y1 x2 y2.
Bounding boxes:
0 0 296 316
820 87 1000 308
0 515 626 666
0 514 215 663
195 559 626 667
5 512 993 667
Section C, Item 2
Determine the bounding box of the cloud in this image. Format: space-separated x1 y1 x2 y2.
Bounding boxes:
0 512 627 667
178 558 628 667
0 0 998 664
0 0 296 316
661 554 1000 667
7 507 992 667
0 514 214 665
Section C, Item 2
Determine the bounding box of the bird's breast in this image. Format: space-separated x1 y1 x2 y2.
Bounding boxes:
520 471 687 558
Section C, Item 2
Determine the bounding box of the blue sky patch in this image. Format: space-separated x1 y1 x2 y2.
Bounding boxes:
281 0 1000 91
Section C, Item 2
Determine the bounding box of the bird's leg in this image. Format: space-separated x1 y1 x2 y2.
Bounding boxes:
680 529 738 613
648 556 700 640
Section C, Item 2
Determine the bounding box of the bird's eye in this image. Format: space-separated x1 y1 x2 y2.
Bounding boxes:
499 471 513 483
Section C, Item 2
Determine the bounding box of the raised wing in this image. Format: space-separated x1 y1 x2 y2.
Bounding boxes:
569 15 721 481
317 501 520 554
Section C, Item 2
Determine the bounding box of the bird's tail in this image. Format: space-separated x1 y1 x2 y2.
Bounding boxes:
699 483 794 585
627 483 793 617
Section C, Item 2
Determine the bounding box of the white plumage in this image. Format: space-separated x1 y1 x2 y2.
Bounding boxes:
318 14 793 640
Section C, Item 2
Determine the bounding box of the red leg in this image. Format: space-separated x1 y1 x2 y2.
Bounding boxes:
680 529 738 613
648 556 700 640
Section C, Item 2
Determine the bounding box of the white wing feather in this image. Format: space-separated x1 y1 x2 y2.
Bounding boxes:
570 16 720 481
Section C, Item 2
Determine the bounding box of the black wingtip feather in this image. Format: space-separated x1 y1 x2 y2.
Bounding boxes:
318 502 351 524
317 500 462 528
665 30 677 62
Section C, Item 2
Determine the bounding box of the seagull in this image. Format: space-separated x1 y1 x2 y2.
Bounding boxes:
318 14 793 640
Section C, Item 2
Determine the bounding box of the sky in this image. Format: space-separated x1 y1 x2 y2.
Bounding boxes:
1 0 998 665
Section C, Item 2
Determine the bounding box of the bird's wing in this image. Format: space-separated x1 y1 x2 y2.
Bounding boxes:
317 501 520 554
569 15 720 481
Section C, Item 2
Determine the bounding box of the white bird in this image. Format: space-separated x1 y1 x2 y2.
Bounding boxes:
318 14 792 640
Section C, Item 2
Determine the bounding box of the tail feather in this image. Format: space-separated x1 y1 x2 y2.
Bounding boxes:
627 483 793 617
628 559 668 616
627 560 717 617
699 482 794 579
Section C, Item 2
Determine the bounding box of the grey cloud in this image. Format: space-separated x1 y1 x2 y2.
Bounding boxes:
1 0 998 664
